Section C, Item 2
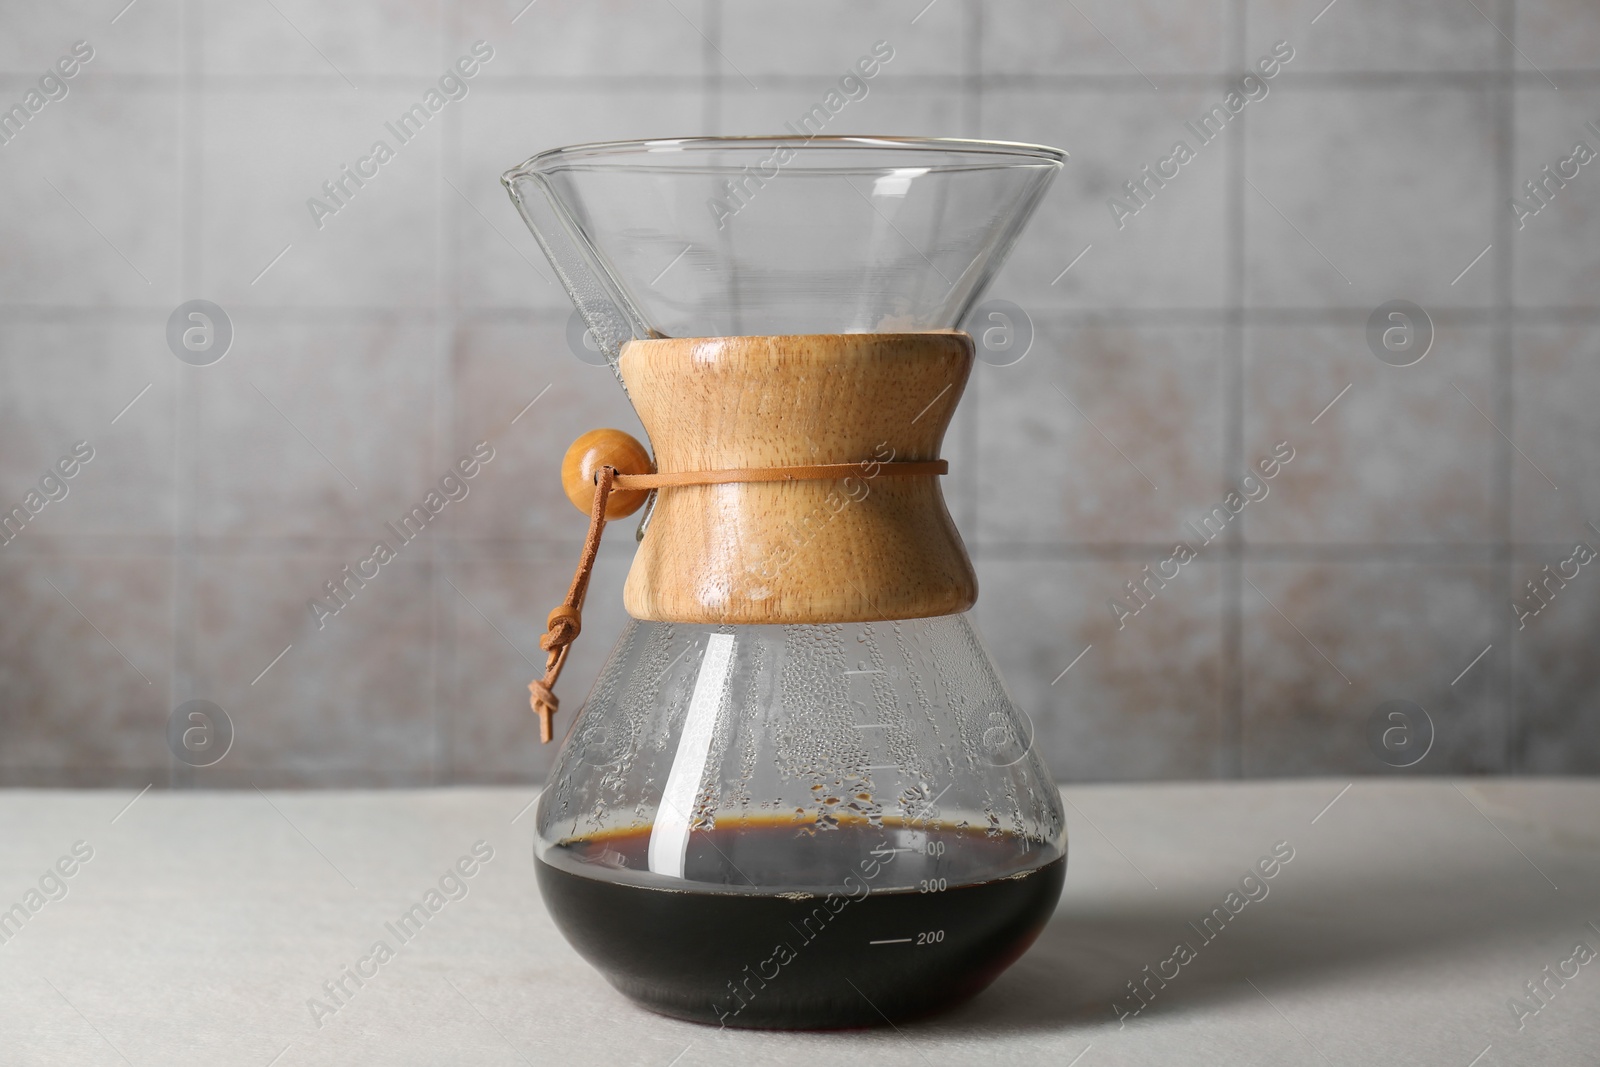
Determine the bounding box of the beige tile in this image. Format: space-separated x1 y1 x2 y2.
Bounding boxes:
1247 88 1499 309
985 0 1231 76
1243 323 1498 545
984 89 1231 311
193 311 438 540
1241 561 1502 776
974 556 1226 781
1512 88 1600 308
1510 324 1600 544
0 557 172 778
188 552 437 785
975 321 1228 546
1248 0 1497 73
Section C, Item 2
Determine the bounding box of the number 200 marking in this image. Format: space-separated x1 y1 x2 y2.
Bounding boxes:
916 930 945 945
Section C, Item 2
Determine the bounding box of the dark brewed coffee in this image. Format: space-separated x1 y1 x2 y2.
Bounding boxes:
536 817 1064 1029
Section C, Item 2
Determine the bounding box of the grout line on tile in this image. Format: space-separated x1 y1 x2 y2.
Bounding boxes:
1221 0 1247 779
1494 0 1517 773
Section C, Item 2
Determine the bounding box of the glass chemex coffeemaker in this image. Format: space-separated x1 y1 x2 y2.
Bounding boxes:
502 136 1068 1029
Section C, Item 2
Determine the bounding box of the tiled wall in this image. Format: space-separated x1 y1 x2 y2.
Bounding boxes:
2 0 1596 787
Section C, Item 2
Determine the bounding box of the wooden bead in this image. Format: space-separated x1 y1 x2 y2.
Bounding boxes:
561 428 653 518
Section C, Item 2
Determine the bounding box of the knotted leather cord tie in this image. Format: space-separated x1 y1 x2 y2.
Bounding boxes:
528 458 949 743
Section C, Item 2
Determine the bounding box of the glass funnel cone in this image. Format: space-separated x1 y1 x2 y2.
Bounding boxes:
502 136 1065 355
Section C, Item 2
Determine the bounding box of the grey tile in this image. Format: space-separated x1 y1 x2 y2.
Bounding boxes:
455 86 708 312
975 556 1226 782
0 557 173 777
464 0 709 79
1243 323 1498 545
975 321 1228 547
0 85 181 307
450 314 646 546
984 89 1230 311
192 311 438 539
1512 549 1600 773
1515 0 1600 77
716 78 965 136
985 0 1231 78
1247 87 1499 309
188 551 437 785
446 551 630 783
200 87 443 309
1248 0 1497 73
722 1 962 79
1509 324 1600 544
0 316 177 540
1241 560 1502 776
1512 88 1600 308
0 0 182 77
199 0 441 79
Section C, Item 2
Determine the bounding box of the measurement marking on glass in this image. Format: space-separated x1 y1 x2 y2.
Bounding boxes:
852 722 889 729
842 669 885 676
870 937 913 945
866 764 901 770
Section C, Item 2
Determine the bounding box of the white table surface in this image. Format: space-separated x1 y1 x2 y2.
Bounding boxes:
0 779 1596 1066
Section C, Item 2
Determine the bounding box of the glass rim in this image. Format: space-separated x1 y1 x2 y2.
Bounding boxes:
503 135 1067 183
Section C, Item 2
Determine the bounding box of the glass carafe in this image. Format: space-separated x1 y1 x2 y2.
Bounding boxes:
502 137 1068 1029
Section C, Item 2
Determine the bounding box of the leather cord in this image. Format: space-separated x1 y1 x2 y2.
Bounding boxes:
529 458 946 743
612 460 947 489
